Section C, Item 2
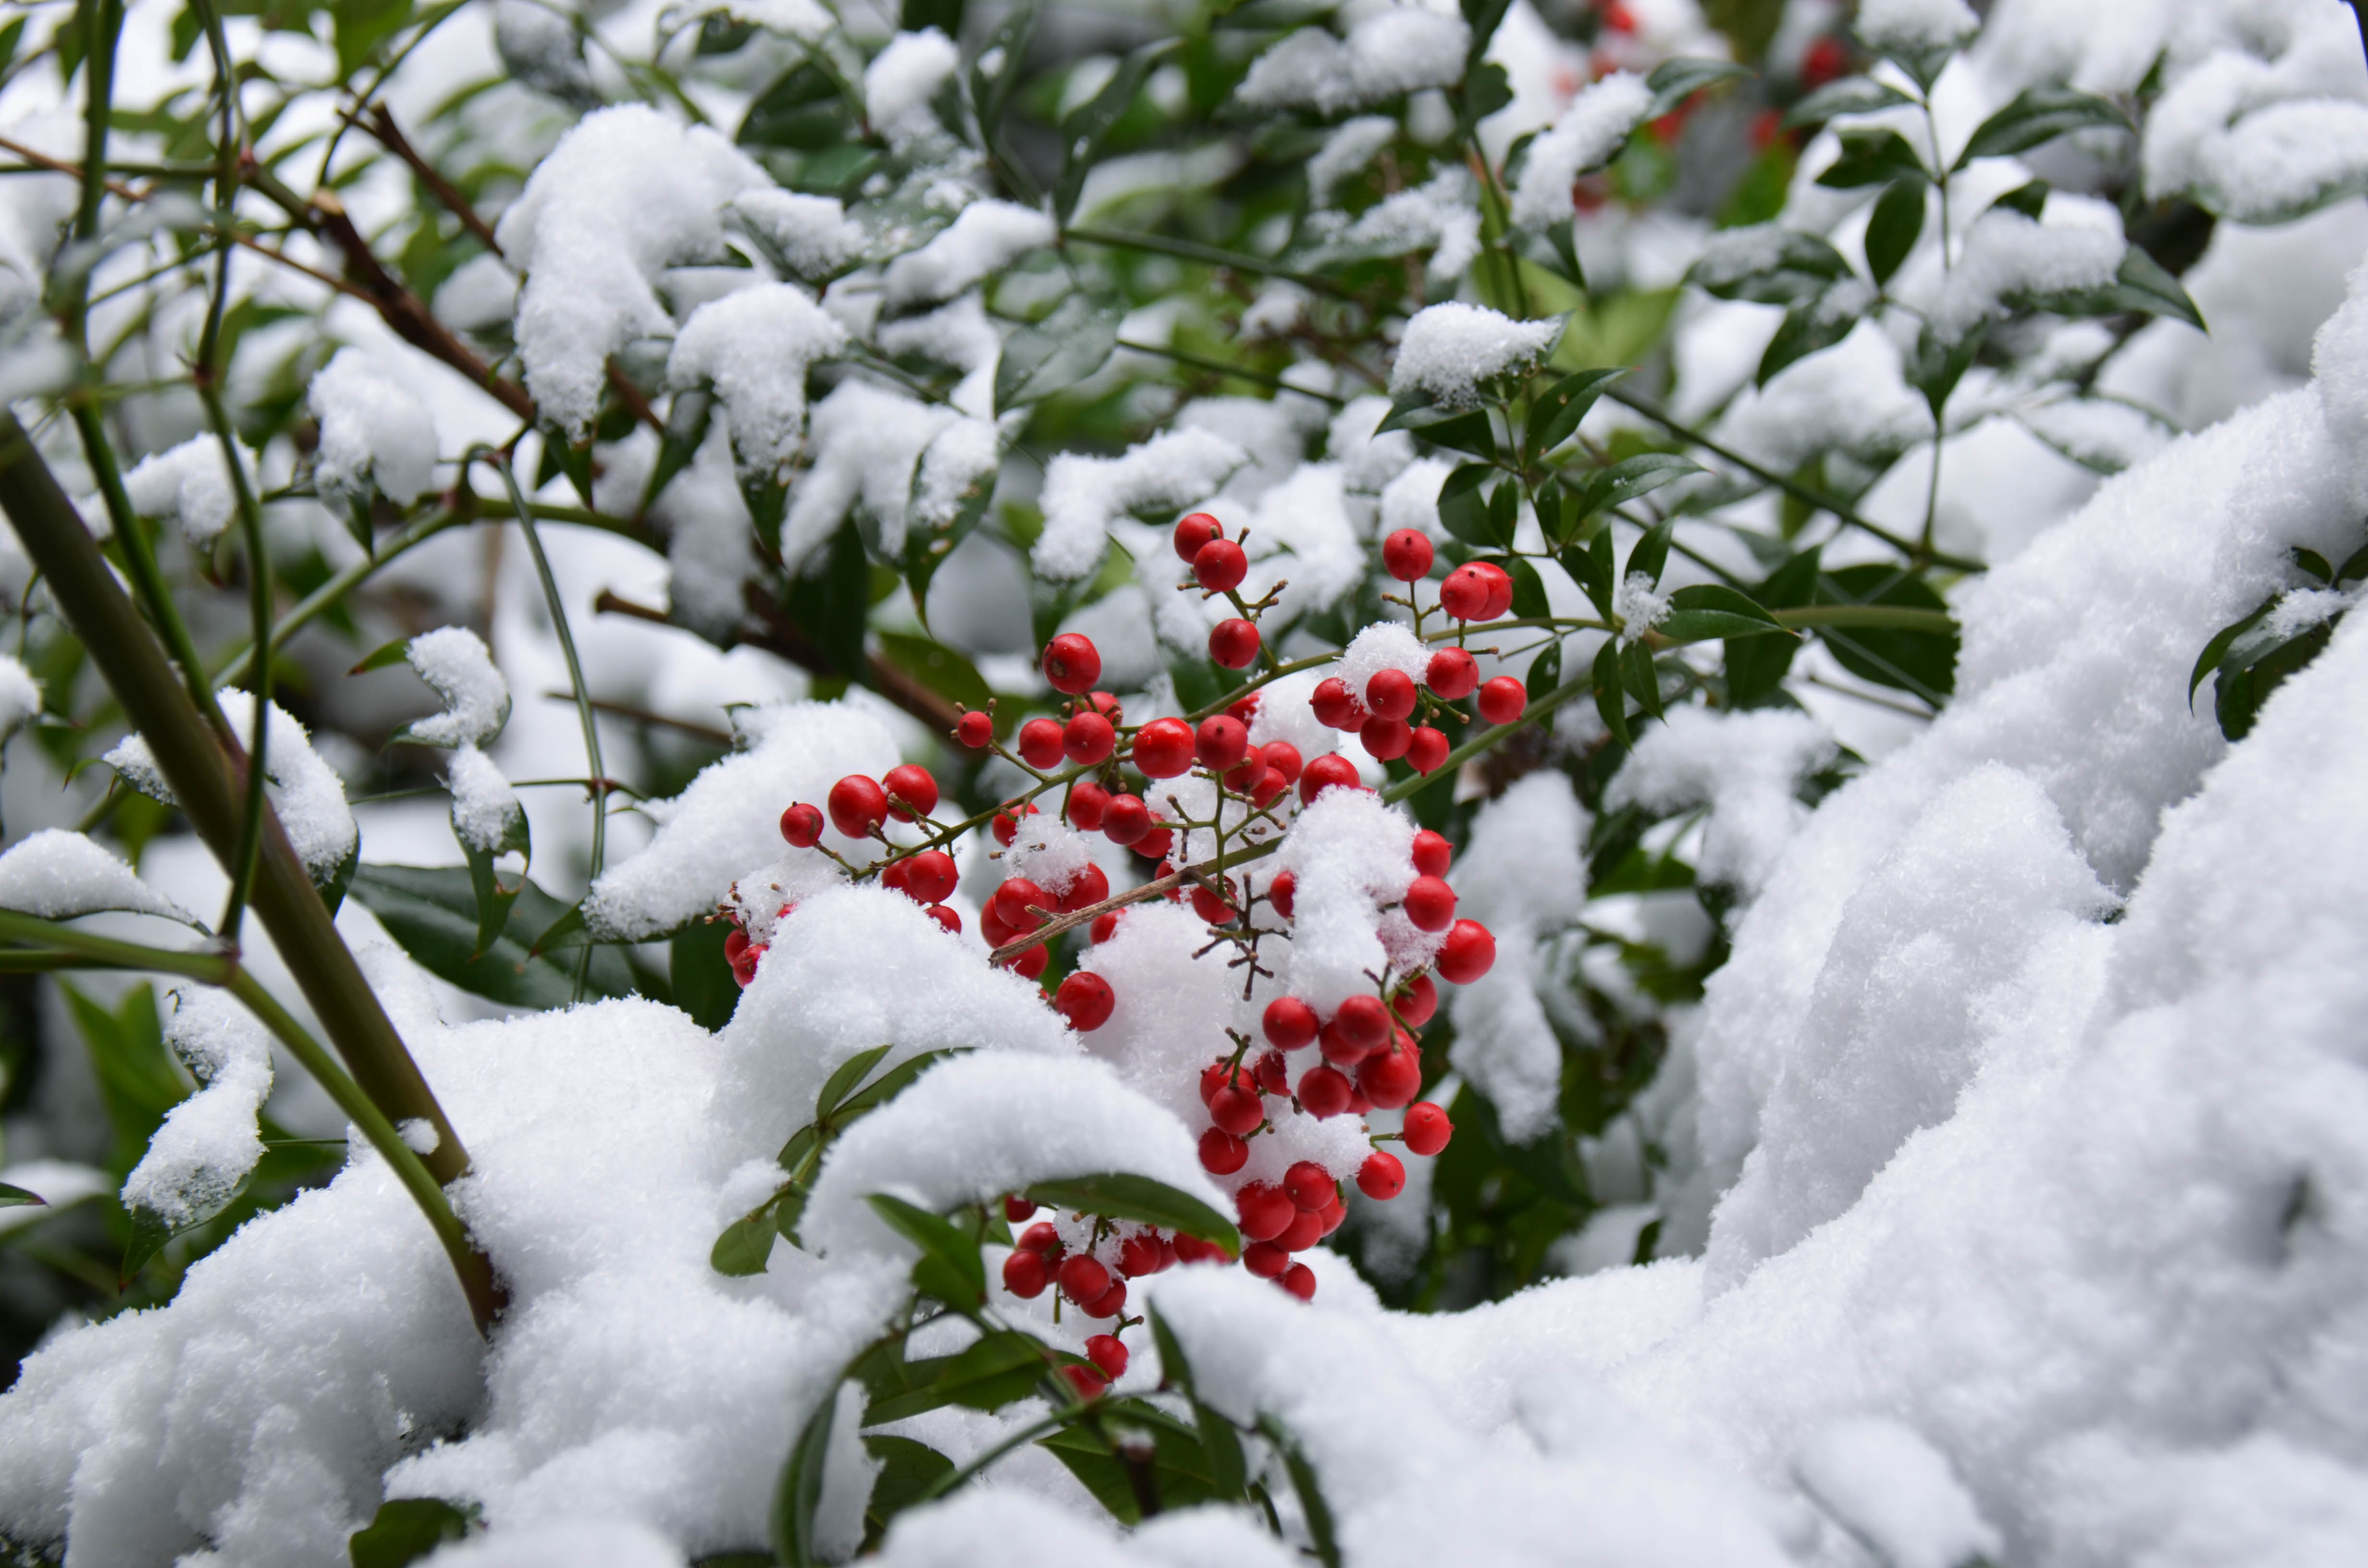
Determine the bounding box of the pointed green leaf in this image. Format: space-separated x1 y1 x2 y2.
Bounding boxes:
1783 75 1912 128
771 1384 841 1568
996 294 1123 409
1626 519 1675 590
1527 368 1628 459
817 1044 896 1121
1815 126 1929 189
1863 178 1926 287
1579 453 1703 516
1689 230 1850 305
1645 57 1751 119
0 1182 44 1209
1656 583 1794 644
1258 1416 1341 1568
833 1048 963 1120
348 868 632 1009
713 1196 785 1276
1758 283 1863 385
1591 637 1631 748
866 1193 987 1311
1434 463 1496 546
1506 556 1551 620
349 637 413 675
1021 1172 1242 1257
349 1498 474 1568
1524 640 1562 703
1953 84 2130 170
863 1434 956 1541
1054 38 1180 225
863 1329 1056 1424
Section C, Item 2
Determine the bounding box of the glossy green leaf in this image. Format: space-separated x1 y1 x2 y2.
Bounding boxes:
771 1384 841 1568
1622 640 1664 719
1863 178 1925 287
1021 1172 1242 1256
1645 57 1751 119
1816 565 1958 702
1626 519 1675 590
1054 39 1179 225
1990 179 2050 219
349 866 634 1009
863 1434 955 1544
1689 229 1851 305
863 1329 1054 1424
0 1182 44 1209
833 1048 962 1120
1506 556 1551 620
739 62 855 153
712 1195 785 1276
1525 640 1562 703
1434 463 1497 546
349 1497 473 1568
1655 583 1792 643
1758 282 1863 385
1783 75 1912 128
1460 0 1514 71
455 795 530 961
1727 547 1821 705
1953 84 2130 170
817 1044 897 1121
1527 368 1628 459
672 918 739 1033
1907 320 1982 419
62 981 182 1167
348 637 412 674
866 1193 987 1311
1591 637 1631 748
996 294 1122 409
1814 126 1929 189
1576 453 1702 517
1258 1416 1342 1568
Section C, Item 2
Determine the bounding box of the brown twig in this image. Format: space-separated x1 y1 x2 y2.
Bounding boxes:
989 836 1284 964
355 101 504 258
540 688 733 746
606 359 665 435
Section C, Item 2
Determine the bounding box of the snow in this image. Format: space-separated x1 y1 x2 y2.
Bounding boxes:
1270 786 1429 1017
1607 708 1837 896
782 380 958 569
422 1520 686 1568
1853 0 1978 57
1033 427 1248 581
0 830 193 924
1793 1417 2000 1568
120 989 274 1232
404 627 511 749
105 691 358 882
1327 395 1417 494
874 1490 1299 1568
865 29 961 149
882 201 1056 310
1613 572 1671 647
1388 303 1564 410
2015 396 2176 474
1307 116 1397 208
2138 0 2368 224
432 254 517 332
1714 323 1932 471
0 655 39 734
1510 72 1654 231
446 746 522 855
666 282 849 478
910 416 1002 532
308 348 439 507
730 189 864 283
1308 170 1483 285
122 434 255 549
1378 455 1452 542
1236 8 1472 116
1928 209 2126 343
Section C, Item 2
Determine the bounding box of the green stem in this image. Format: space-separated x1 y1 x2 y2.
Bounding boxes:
1065 225 1358 300
1114 339 1345 406
1381 672 1592 803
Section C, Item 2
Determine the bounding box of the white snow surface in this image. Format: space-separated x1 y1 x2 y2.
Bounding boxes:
1236 8 1471 115
1034 427 1248 580
308 349 438 507
729 189 863 283
1608 708 1837 896
1388 303 1564 410
0 655 39 734
1510 72 1653 230
863 28 960 148
107 690 357 882
1793 1416 2001 1568
1929 209 2125 344
121 989 275 1231
881 201 1054 310
446 746 523 855
404 627 510 749
1854 0 1978 57
666 283 849 478
122 433 255 549
0 830 193 924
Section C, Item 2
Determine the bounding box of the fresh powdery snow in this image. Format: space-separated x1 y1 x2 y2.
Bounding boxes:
1854 0 1979 57
881 202 1056 310
308 349 438 507
1033 427 1248 580
402 627 510 749
104 690 358 882
0 829 193 924
121 433 256 549
119 989 275 1231
1510 71 1655 231
1388 303 1565 410
0 656 39 735
666 283 850 478
1235 7 1471 116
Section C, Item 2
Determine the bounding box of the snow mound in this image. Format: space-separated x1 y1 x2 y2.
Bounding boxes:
1236 8 1471 116
309 348 438 506
0 830 193 923
1388 303 1564 410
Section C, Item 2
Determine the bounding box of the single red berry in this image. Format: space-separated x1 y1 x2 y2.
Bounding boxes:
1018 717 1065 770
992 803 1036 847
925 903 961 934
1135 824 1173 860
1173 512 1224 562
1091 911 1121 943
1393 972 1438 1026
1277 1207 1325 1252
1254 1049 1291 1097
1476 562 1515 621
1382 528 1435 582
1198 1127 1248 1174
1172 1233 1226 1265
1403 874 1456 931
1019 1221 1064 1256
1440 564 1493 620
1309 677 1362 730
1438 919 1496 983
1360 715 1412 761
1196 715 1249 772
1118 1233 1166 1277
1157 1236 1179 1272
1365 668 1417 722
1222 748 1266 793
882 764 939 821
1191 882 1239 927
1358 1149 1407 1200
1209 1082 1265 1137
1060 1363 1109 1401
1284 1160 1336 1211
1318 1198 1347 1237
1412 829 1453 877
780 802 824 847
1281 1262 1317 1300
1298 753 1363 805
1004 1195 1034 1223
1319 1018 1369 1067
1253 768 1289 807
1058 1254 1111 1303
826 775 890 838
900 850 958 905
883 858 913 897
1227 695 1259 728
979 900 1016 949
1193 538 1249 593
994 878 1050 931
1406 726 1450 774
1268 870 1296 921
1262 741 1303 784
1082 1280 1127 1319
1404 1101 1454 1156
731 943 765 988
1085 1334 1129 1380
1209 618 1261 669
1201 1059 1238 1105
1334 994 1391 1052
1236 1183 1294 1241
1101 793 1151 845
1426 647 1480 699
955 710 995 748
1060 863 1110 912
1043 633 1101 694
1298 1064 1353 1117
1264 995 1318 1049
1359 1041 1422 1109
1242 1241 1290 1279
1002 1249 1048 1298
1802 33 1851 87
1477 677 1527 726
724 928 750 963
1134 717 1195 779
1067 781 1110 831
1064 711 1116 765
1056 971 1115 1031
999 943 1046 981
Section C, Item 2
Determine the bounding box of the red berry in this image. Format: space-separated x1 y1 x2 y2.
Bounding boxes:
1360 715 1412 761
1018 717 1066 770
1284 1160 1336 1211
1067 781 1110 831
1191 882 1239 926
724 928 750 962
1043 633 1101 695
1317 1198 1346 1237
883 858 912 897
926 903 962 934
1172 1234 1226 1265
1064 711 1116 765
826 775 889 838
1298 1064 1353 1117
1193 538 1248 593
1319 1019 1367 1067
979 900 1016 949
1199 1127 1248 1174
1236 1183 1294 1241
1118 1232 1165 1277
1135 825 1173 860
1201 1059 1237 1105
1406 726 1450 774
1477 677 1527 725
1365 668 1417 722
1091 911 1121 943
1310 677 1363 730
1060 863 1110 912
1438 919 1496 983
1334 994 1391 1053
1085 1334 1129 1380
1298 753 1362 804
994 878 1050 931
1412 829 1453 877
1440 564 1493 620
1226 692 1259 724
1209 1082 1265 1137
1086 690 1123 720
1196 715 1249 772
1101 793 1151 845
780 803 824 847
1209 618 1261 669
1060 1363 1109 1401
1281 1262 1317 1300
1133 717 1195 779
1426 647 1480 699
1404 1101 1455 1156
1358 1149 1406 1200
1268 870 1296 920
1056 971 1115 1031
1382 528 1435 582
1082 1280 1127 1319
1173 512 1224 562
992 803 1036 847
1393 973 1438 1027
1254 1049 1291 1097
1019 1221 1064 1256
882 764 939 821
1242 1241 1289 1279
1254 768 1289 807
955 710 994 748
1058 1254 1111 1303
1476 562 1515 620
1402 874 1456 931
1002 1249 1048 1298
1006 943 1049 980
1222 748 1266 793
902 850 959 905
1277 1207 1325 1252
1262 741 1303 784
1359 1040 1422 1109
1264 995 1319 1050
731 943 765 988
1004 1195 1035 1223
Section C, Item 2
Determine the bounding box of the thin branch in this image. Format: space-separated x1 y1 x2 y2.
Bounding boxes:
354 100 503 257
541 690 732 746
989 837 1284 964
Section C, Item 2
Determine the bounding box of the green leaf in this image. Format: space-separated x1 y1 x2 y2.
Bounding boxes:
1622 640 1664 719
455 796 530 961
350 1498 473 1568
0 1182 44 1209
995 294 1122 409
875 633 994 715
1513 223 1586 290
1460 0 1514 73
740 61 856 153
1656 584 1792 644
818 1044 897 1122
866 1193 987 1311
2189 597 2271 703
1953 84 2130 170
1727 547 1820 705
62 982 183 1166
771 1384 841 1568
712 1195 785 1276
1506 556 1551 620
1989 178 2050 219
1458 61 1514 125
1526 368 1627 460
1625 519 1674 590
348 637 412 675
1815 126 1929 189
1591 637 1631 748
863 1434 955 1544
348 866 634 1010
1644 57 1751 119
832 1048 962 1120
863 1330 1055 1424
1434 463 1497 547
1907 319 1982 420
1690 229 1852 306
1863 178 1925 287
1783 75 1912 128
1021 1172 1242 1257
642 389 714 513
902 425 999 627
2099 246 2206 333
332 0 414 79
1758 282 1864 385
1525 640 1562 704
1258 1416 1342 1568
1576 453 1703 517
672 919 740 1032
1054 39 1180 226
1816 565 1958 702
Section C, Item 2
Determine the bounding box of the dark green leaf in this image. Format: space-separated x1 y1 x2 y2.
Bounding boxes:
1621 640 1664 719
672 918 740 1032
642 389 713 510
455 796 530 962
1258 1416 1341 1568
1626 519 1674 590
1758 282 1864 385
863 1434 955 1542
833 1048 963 1120
771 1384 841 1568
349 1498 473 1568
1022 1172 1242 1256
818 1044 897 1121
1378 393 1500 459
996 294 1122 409
1460 0 1514 72
1817 565 1958 701
348 637 412 674
1906 320 1981 419
786 520 873 678
1863 178 1925 287
121 1205 176 1279
333 0 414 79
1656 583 1792 643
2100 246 2206 333
903 425 999 627
1591 637 1631 748
1054 39 1179 226
349 866 634 1009
1458 61 1513 125
712 1197 784 1276
875 633 995 715
1990 178 2050 219
1434 463 1497 547
1689 229 1851 305
1577 453 1703 516
1814 126 1928 189
863 1330 1054 1424
1783 75 1912 128
1527 368 1628 459
1645 57 1751 119
866 1193 987 1311
740 62 855 153
1727 547 1820 705
1514 223 1586 290
0 1182 43 1209
1525 640 1562 704
1953 85 2130 170
1506 556 1550 620
61 982 183 1165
